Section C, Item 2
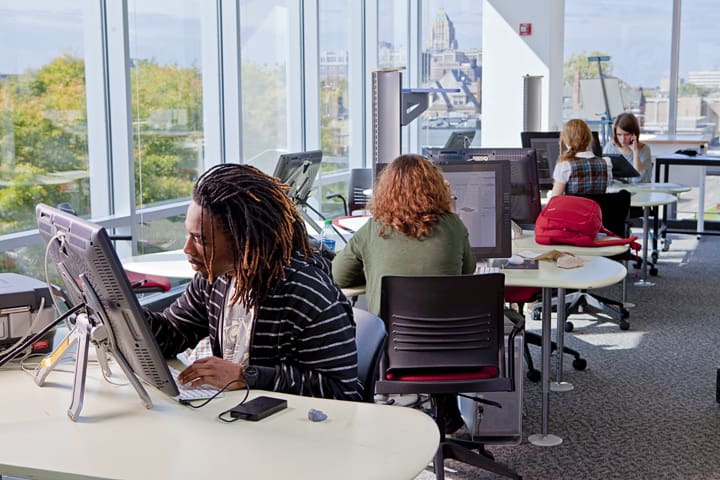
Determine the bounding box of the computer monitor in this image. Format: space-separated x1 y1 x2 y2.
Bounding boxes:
443 130 476 149
35 204 178 398
428 148 541 227
272 150 323 205
521 131 603 190
438 161 512 260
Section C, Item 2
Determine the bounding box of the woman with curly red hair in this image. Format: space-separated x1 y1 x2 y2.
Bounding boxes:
332 153 475 317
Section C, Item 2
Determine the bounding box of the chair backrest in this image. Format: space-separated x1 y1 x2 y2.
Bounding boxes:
574 189 631 238
353 307 387 403
348 168 373 214
379 274 506 378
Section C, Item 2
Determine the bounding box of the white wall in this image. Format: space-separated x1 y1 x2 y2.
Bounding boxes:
481 0 564 147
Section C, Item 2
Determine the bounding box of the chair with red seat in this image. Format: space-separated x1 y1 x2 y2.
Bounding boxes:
375 274 521 480
124 270 172 294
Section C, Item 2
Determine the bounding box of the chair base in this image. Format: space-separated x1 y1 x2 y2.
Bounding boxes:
530 290 630 331
564 291 630 330
432 439 522 480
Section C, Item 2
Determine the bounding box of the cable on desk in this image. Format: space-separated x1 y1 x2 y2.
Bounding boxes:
216 383 252 423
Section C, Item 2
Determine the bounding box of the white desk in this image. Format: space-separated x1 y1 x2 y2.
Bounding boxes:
607 181 691 195
0 364 439 480
123 249 193 279
512 231 628 390
629 191 678 286
502 256 626 447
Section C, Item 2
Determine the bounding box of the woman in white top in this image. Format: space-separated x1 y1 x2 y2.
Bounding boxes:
551 118 613 197
603 112 653 183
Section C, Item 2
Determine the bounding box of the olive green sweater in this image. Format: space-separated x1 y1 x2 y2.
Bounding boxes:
331 214 476 315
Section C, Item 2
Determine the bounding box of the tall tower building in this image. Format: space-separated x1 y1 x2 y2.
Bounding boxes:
428 8 458 52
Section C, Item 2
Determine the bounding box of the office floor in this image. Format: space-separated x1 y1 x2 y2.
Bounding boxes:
414 233 720 479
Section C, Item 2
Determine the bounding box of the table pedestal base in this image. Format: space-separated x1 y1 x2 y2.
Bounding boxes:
528 433 563 447
633 279 656 287
550 381 574 392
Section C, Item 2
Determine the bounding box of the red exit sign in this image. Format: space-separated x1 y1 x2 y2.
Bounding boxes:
519 23 532 36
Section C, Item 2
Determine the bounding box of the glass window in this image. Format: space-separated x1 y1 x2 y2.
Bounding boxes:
564 2 672 145
679 1 720 149
128 0 203 210
419 1 482 150
378 1 408 70
318 0 352 218
239 0 291 175
0 2 89 276
127 0 204 254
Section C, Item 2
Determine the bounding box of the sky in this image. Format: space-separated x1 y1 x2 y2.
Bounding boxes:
1 1 719 89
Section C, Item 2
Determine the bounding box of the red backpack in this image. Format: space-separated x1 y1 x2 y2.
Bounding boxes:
535 195 639 249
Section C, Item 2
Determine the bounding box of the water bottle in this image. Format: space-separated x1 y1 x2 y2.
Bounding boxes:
320 219 338 254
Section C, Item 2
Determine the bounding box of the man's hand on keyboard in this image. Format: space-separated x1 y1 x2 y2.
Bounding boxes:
177 356 246 390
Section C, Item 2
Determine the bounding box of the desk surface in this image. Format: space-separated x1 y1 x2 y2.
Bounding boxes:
0 364 438 480
608 181 691 194
642 133 711 145
502 255 626 290
655 153 720 166
341 256 626 299
123 249 193 279
630 191 678 208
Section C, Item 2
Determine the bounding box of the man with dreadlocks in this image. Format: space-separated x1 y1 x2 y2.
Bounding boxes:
145 163 361 401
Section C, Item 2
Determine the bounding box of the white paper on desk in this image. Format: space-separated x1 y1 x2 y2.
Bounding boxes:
517 250 541 259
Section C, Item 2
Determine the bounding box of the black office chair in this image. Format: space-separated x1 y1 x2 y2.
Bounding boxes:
565 189 634 330
326 168 372 216
375 274 521 480
352 307 387 403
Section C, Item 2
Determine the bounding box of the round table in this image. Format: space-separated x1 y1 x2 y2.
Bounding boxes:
502 256 626 447
629 191 678 286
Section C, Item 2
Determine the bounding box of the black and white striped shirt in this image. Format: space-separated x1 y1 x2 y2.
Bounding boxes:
145 253 361 401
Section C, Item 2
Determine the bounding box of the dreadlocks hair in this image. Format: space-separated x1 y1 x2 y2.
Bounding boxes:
192 163 313 310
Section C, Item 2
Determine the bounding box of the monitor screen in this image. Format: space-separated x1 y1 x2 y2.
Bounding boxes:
272 150 323 205
521 131 602 190
35 204 179 397
438 161 512 260
443 130 476 149
428 148 541 227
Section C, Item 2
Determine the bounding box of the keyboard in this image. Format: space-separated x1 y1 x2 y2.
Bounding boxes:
169 365 223 401
476 265 501 275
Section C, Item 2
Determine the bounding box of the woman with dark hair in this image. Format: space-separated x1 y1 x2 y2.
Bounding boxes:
145 163 361 401
604 112 653 183
332 153 475 317
551 118 613 196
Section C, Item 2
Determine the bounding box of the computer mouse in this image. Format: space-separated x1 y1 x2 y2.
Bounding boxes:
507 255 524 265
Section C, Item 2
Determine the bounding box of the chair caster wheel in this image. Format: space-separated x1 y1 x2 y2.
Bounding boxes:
621 309 630 319
572 358 587 370
564 321 574 332
650 267 658 276
620 320 630 330
526 369 541 382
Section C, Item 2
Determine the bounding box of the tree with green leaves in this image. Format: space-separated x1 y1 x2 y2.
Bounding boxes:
564 51 614 87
